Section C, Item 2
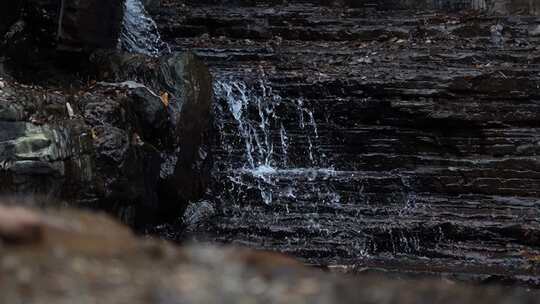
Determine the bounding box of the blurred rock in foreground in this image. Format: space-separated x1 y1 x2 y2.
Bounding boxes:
0 200 538 304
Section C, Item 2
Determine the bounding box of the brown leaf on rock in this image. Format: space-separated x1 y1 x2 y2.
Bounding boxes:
160 92 169 107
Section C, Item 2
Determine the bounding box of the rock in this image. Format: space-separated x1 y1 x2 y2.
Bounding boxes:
182 200 216 233
1 0 124 83
0 119 94 198
128 87 171 148
59 0 125 50
0 202 539 303
155 0 540 286
0 205 43 244
91 51 214 221
23 0 125 50
0 198 137 253
0 51 214 227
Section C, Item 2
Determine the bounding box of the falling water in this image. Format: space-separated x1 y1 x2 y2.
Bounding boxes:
117 0 423 258
117 0 540 279
213 75 329 206
211 73 424 260
119 0 169 56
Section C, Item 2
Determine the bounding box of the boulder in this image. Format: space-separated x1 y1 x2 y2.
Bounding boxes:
0 52 213 226
92 51 214 221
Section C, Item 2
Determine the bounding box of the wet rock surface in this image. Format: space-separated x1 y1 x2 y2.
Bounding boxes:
151 0 540 286
1 201 540 303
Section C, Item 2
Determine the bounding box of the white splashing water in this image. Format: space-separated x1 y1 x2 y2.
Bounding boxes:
119 0 169 56
213 76 422 256
214 76 326 205
214 77 281 170
279 123 289 166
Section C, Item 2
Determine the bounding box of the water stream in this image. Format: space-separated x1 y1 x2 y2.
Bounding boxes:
122 0 423 262
115 0 540 284
119 0 169 56
213 75 333 206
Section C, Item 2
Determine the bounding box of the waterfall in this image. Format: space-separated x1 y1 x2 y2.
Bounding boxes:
117 0 420 257
119 0 169 57
214 76 325 171
214 78 280 170
213 75 335 206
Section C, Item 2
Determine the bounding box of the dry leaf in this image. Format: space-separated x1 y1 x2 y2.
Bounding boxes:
160 92 169 107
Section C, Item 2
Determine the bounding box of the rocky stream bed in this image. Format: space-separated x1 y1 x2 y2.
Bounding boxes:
1 0 540 302
151 0 540 286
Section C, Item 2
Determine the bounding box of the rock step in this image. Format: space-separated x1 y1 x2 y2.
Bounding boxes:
155 0 540 286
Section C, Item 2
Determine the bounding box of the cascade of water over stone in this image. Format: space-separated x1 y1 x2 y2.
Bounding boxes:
210 73 421 259
121 0 540 287
212 74 338 207
120 0 423 261
119 0 169 56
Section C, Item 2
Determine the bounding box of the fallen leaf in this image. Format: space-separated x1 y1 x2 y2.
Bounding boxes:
160 92 169 107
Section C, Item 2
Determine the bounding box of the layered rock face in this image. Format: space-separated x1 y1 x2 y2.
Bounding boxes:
152 0 540 285
174 0 538 12
1 201 539 303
